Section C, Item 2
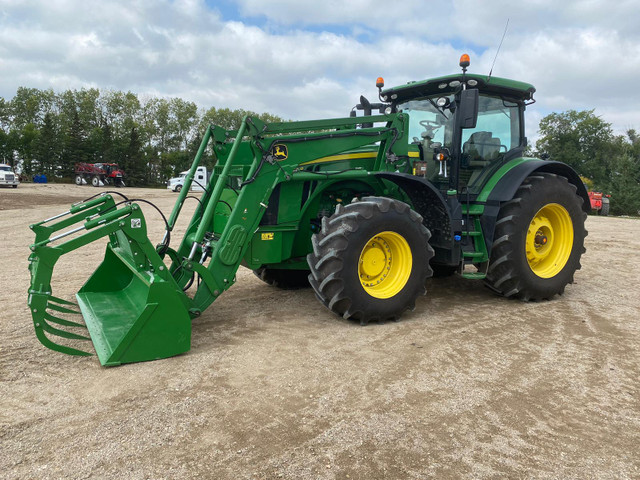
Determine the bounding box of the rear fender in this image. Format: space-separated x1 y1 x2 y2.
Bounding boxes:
484 159 590 211
479 159 590 255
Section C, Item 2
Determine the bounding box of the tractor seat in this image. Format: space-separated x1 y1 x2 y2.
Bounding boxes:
463 131 502 167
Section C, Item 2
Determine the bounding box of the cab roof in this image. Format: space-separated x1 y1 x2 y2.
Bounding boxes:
382 73 536 103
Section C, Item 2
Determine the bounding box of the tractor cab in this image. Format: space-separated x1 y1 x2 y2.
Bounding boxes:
381 58 535 194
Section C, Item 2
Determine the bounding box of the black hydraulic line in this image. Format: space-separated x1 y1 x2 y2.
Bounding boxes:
191 179 210 194
185 195 203 207
302 168 361 176
82 190 130 203
110 198 172 254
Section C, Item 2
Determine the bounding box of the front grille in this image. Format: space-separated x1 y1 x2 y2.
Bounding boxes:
5 174 14 181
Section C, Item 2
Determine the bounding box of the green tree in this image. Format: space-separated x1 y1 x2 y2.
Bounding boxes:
35 112 59 176
64 109 86 176
17 123 39 176
121 127 145 185
608 130 640 215
536 110 616 187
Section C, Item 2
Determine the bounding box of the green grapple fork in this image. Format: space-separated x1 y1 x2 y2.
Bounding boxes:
28 194 191 366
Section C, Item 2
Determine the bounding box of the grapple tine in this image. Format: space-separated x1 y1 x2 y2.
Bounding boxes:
47 303 81 315
31 298 93 357
47 295 77 306
44 311 86 328
34 328 93 357
40 319 91 340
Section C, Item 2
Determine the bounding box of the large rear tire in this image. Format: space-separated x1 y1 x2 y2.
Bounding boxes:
485 173 587 300
253 268 310 289
75 175 83 185
601 197 610 216
308 197 433 324
91 175 100 187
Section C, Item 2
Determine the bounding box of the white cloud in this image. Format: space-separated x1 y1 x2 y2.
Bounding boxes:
0 0 637 135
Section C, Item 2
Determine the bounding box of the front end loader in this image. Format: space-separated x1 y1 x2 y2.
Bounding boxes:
28 55 590 366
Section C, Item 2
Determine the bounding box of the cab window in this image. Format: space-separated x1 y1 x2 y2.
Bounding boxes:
461 95 521 167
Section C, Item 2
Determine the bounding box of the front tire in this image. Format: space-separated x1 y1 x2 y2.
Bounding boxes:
75 175 83 185
308 197 433 324
485 173 587 300
601 197 610 216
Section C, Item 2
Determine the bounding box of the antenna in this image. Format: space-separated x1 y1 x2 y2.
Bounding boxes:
488 18 509 79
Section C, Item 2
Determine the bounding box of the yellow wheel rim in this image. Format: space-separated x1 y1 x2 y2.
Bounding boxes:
359 231 412 299
525 203 573 278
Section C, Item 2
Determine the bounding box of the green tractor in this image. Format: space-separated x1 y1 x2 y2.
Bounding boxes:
28 55 588 366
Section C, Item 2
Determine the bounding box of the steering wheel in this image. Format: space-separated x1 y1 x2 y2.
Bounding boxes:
419 119 441 139
419 120 440 128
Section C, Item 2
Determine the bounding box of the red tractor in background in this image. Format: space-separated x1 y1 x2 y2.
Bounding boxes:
588 190 611 216
581 176 611 216
75 163 125 187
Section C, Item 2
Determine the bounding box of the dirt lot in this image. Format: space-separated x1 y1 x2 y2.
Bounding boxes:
1 183 639 479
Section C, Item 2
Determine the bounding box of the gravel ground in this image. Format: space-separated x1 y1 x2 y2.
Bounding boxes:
1 183 639 479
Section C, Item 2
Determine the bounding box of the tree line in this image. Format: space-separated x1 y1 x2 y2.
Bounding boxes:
0 87 283 185
534 110 640 216
1 88 638 215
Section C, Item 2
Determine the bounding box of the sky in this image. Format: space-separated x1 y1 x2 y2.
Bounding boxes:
0 0 638 143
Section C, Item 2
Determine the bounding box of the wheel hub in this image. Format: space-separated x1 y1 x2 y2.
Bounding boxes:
360 241 390 280
534 233 548 246
359 231 412 299
525 203 573 278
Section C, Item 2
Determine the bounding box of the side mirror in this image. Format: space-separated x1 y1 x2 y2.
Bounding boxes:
459 89 479 129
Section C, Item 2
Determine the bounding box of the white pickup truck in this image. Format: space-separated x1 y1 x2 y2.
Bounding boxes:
166 166 209 192
0 164 19 188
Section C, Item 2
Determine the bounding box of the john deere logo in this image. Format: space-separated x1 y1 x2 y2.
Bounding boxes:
271 144 288 161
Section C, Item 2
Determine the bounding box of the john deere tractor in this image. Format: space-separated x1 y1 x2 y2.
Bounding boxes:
28 55 588 366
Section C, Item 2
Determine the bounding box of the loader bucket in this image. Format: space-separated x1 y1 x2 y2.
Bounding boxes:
28 195 192 366
75 244 191 366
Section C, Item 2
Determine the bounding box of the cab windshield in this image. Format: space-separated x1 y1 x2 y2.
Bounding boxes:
397 94 455 149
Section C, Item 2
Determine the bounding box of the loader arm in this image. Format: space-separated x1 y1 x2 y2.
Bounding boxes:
171 113 409 314
28 113 409 366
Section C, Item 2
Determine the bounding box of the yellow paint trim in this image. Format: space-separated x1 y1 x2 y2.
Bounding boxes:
300 150 420 166
300 152 375 166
